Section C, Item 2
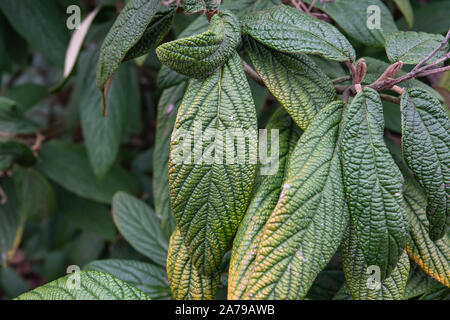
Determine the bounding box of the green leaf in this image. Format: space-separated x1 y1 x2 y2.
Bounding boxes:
167 229 219 300
401 88 450 240
96 0 160 90
156 10 241 79
36 140 139 204
0 97 40 134
244 36 336 130
393 0 414 29
228 108 301 300
224 0 281 16
12 167 56 220
304 0 398 48
397 0 450 34
124 4 176 62
16 270 150 300
240 4 355 61
168 52 257 274
57 187 116 241
84 259 171 299
0 0 69 66
81 49 138 178
386 31 448 65
0 141 36 171
341 88 408 280
402 166 450 287
183 0 207 14
112 192 168 267
405 262 444 299
154 82 188 238
244 101 349 300
341 225 410 300
2 83 47 112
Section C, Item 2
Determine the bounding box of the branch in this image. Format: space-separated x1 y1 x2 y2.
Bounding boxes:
411 30 450 73
242 59 265 86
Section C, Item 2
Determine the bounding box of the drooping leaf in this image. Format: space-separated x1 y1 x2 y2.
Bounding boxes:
240 4 355 61
36 140 139 204
244 101 349 300
84 259 171 299
402 166 450 287
156 10 241 79
112 192 168 267
393 0 414 29
154 82 187 238
401 88 450 240
96 0 160 90
341 88 408 280
244 36 336 130
228 108 301 300
304 0 397 48
0 0 69 66
16 270 150 300
0 141 35 171
168 52 257 274
341 225 410 300
167 229 219 300
386 31 448 65
0 97 40 134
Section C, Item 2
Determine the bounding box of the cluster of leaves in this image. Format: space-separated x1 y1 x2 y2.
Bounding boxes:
0 0 449 300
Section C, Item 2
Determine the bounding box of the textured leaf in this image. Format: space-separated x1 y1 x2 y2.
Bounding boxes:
112 192 168 267
96 0 160 90
84 259 171 299
154 82 188 238
167 229 219 300
0 141 35 171
183 0 207 14
341 88 408 279
16 270 150 300
244 101 349 299
341 226 410 300
405 263 445 299
36 141 139 204
124 4 176 62
228 108 301 299
168 52 257 274
156 10 240 79
240 5 355 61
386 32 448 65
0 97 40 134
401 88 450 240
0 0 69 66
304 0 397 48
402 168 450 287
393 0 413 29
244 36 336 130
81 49 138 178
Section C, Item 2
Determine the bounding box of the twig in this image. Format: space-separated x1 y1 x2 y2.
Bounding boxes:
242 60 265 86
307 0 318 11
411 30 450 73
331 75 352 84
0 185 7 205
379 93 401 104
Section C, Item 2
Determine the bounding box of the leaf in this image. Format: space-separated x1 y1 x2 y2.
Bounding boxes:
36 140 139 204
2 83 48 112
244 36 336 130
96 0 160 91
0 141 35 171
156 10 241 79
167 229 219 300
224 0 281 16
341 225 410 300
307 253 346 300
393 0 414 29
228 108 301 300
154 82 188 238
0 0 69 66
183 0 207 14
81 49 137 178
12 167 56 220
386 32 448 65
112 192 168 267
402 167 450 287
84 259 171 299
244 101 349 300
304 0 398 48
123 4 176 62
397 0 450 34
240 4 355 62
168 52 257 274
341 88 408 280
401 88 450 240
405 263 444 299
0 97 40 134
57 187 116 241
16 270 150 300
